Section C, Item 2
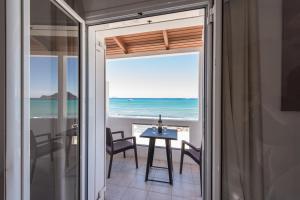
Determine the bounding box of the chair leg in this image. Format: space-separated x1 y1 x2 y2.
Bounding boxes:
123 151 126 158
134 146 138 168
50 140 54 162
180 151 184 174
66 137 72 167
199 164 202 196
31 158 37 184
107 154 113 179
150 138 156 167
50 150 54 162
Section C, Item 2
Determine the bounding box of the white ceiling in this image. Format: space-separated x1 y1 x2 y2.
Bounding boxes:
31 0 208 26
67 0 208 25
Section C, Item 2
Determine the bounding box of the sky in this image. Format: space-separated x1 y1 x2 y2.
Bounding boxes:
30 56 79 98
30 52 199 98
106 52 199 98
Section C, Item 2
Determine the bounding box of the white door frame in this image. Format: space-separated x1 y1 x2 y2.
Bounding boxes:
87 1 222 200
204 1 222 200
5 0 222 199
6 0 87 199
211 1 222 200
87 25 107 200
6 0 22 199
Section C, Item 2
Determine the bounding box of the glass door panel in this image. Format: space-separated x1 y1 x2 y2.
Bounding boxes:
30 0 80 199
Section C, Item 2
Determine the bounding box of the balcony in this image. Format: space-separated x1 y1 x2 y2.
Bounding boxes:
105 115 203 200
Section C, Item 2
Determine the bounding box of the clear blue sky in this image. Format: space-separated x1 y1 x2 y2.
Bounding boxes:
106 52 199 98
30 53 199 98
30 56 79 98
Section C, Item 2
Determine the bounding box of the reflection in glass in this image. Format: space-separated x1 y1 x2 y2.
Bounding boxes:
30 1 80 200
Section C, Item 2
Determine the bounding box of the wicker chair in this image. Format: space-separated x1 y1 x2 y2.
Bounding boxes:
30 130 63 183
106 127 138 178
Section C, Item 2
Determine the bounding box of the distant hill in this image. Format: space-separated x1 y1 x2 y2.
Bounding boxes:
39 92 78 100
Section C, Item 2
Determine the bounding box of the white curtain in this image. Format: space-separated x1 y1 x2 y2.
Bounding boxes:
222 0 264 199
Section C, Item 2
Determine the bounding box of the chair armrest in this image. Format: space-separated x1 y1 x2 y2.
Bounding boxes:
52 136 63 141
111 131 124 138
56 127 78 136
35 132 51 138
111 131 124 140
35 133 51 145
182 140 200 151
113 136 136 144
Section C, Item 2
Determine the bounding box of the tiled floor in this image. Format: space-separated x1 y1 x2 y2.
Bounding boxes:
105 155 202 200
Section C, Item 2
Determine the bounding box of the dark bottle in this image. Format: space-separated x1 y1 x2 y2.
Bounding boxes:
158 114 163 133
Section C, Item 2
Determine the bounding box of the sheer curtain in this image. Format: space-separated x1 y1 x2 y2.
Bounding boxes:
222 0 264 199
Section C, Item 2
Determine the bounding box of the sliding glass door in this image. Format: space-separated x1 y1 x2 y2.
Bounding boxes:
29 0 84 199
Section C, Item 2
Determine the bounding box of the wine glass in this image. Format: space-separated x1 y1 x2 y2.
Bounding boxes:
162 126 167 134
152 126 157 133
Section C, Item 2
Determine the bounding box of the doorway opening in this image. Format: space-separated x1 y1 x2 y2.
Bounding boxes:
5 0 218 199
94 8 206 200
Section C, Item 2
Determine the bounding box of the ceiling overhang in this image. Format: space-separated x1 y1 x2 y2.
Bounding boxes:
105 25 203 58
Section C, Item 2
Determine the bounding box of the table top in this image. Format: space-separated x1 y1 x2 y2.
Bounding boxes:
140 128 178 140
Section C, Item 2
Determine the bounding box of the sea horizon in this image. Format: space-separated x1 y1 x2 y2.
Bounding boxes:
31 97 199 120
109 98 199 120
109 97 198 99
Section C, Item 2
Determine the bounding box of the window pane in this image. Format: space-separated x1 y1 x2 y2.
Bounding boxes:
30 1 80 199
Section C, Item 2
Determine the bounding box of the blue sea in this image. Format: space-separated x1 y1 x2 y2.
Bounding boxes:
31 98 199 120
30 99 79 118
109 98 199 120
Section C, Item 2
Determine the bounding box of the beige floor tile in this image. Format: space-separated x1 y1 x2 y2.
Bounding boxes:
147 192 172 200
172 196 202 200
148 181 173 195
121 187 148 200
105 185 127 200
129 174 151 191
107 171 134 187
173 173 194 184
172 182 200 198
106 155 202 200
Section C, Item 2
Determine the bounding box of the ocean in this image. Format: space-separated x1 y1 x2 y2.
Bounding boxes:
109 98 199 120
31 98 199 120
30 99 79 118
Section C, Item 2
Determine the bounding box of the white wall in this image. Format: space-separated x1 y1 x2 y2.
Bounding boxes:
259 0 300 199
107 117 202 163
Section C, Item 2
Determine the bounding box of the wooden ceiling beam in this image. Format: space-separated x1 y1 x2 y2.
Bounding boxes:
106 25 203 57
162 30 169 50
113 36 127 54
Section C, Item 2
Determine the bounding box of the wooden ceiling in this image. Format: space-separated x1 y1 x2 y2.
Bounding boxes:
105 25 203 58
31 36 79 54
30 25 79 55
